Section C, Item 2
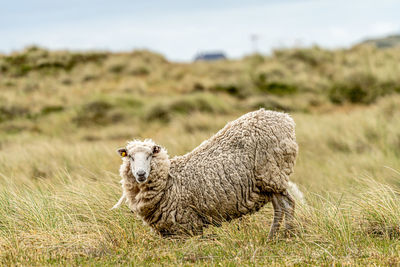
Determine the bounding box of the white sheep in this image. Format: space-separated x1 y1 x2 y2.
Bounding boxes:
113 109 302 238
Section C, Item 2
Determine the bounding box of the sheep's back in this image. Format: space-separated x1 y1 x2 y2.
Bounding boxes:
169 109 296 223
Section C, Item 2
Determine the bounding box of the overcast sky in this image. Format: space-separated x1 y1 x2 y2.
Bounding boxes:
1 0 400 61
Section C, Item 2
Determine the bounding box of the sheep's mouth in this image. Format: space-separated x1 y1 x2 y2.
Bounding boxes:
136 177 147 183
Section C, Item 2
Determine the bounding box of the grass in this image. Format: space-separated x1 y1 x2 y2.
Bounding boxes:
1 45 400 265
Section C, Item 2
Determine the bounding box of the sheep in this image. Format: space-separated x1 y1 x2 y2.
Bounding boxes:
113 109 301 238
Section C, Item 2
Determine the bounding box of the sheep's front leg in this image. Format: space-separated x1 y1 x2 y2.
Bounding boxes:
268 194 283 240
111 194 126 210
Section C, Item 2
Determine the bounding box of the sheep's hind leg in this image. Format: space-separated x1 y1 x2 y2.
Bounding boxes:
268 194 284 240
279 191 296 236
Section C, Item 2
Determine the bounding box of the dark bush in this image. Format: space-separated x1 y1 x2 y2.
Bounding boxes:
254 73 297 95
41 105 64 115
108 63 125 74
129 66 150 76
0 106 30 122
73 100 122 126
210 84 241 97
61 78 72 85
82 74 98 82
192 83 205 92
0 63 8 73
328 73 393 104
145 105 171 122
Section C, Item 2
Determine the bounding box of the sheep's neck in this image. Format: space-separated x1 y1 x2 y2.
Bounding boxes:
132 171 170 223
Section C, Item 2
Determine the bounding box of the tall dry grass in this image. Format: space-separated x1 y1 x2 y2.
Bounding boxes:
1 45 400 265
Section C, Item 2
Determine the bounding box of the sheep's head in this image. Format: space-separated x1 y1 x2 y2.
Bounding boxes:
118 139 170 184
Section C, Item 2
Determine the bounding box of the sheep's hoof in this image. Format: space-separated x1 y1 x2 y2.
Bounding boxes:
268 230 280 240
283 228 295 238
267 233 279 242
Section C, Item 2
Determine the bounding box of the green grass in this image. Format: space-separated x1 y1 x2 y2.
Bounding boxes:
1 45 400 265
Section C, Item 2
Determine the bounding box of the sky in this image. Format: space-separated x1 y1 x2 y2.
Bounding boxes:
1 0 400 61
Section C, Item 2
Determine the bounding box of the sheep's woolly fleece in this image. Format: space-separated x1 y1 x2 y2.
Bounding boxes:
117 109 298 236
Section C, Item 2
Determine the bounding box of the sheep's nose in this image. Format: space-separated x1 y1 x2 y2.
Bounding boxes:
137 170 146 178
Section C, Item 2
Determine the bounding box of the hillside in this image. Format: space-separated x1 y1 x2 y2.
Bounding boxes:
1 45 400 265
1 44 400 131
361 34 400 48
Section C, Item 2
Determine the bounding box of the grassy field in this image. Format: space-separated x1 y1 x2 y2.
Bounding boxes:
1 45 400 265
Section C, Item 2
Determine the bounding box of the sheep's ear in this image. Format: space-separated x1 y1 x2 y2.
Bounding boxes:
152 145 161 154
117 148 127 157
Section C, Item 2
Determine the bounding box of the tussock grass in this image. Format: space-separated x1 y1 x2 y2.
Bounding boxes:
1 46 400 264
0 96 400 265
1 171 399 265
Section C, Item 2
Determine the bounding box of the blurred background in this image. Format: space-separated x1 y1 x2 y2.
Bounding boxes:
1 0 400 188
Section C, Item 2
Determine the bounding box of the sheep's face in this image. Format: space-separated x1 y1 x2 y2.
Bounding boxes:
118 144 161 183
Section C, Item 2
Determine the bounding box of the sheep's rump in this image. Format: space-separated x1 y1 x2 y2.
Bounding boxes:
169 109 298 224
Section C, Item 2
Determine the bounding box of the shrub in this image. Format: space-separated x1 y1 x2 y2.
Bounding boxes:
0 106 30 122
329 73 385 104
254 73 297 95
192 82 205 92
129 66 150 76
40 105 64 115
210 84 241 97
73 100 122 126
145 104 171 122
108 63 125 74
